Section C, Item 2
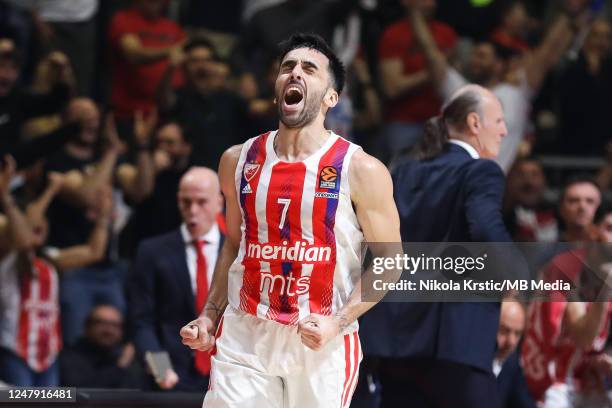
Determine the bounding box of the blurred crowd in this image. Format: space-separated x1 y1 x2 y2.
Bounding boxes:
0 0 611 406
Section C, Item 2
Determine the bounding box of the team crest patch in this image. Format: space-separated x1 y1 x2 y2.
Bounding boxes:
318 166 338 189
244 163 261 182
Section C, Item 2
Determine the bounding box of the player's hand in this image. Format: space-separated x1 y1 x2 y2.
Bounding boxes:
157 368 179 390
297 314 341 351
180 316 216 352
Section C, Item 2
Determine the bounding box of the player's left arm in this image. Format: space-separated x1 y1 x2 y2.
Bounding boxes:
298 150 402 350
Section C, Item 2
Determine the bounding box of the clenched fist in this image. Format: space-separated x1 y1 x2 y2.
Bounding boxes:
180 315 216 352
297 314 341 351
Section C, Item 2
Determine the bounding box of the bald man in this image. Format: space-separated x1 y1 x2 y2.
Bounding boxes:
495 301 526 373
494 301 536 408
361 84 513 408
128 167 224 391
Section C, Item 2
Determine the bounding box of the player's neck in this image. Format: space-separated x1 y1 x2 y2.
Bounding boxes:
275 119 330 162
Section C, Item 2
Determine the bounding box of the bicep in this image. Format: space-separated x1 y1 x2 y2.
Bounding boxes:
351 152 401 243
218 146 243 248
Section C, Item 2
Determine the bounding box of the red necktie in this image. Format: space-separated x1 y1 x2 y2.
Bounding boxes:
194 240 211 375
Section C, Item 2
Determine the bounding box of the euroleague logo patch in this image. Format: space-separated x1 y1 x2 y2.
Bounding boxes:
318 166 338 190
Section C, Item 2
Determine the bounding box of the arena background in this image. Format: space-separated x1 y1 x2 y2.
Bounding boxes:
0 0 611 407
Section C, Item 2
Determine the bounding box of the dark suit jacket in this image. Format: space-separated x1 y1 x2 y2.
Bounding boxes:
128 228 223 391
361 143 512 372
497 351 537 408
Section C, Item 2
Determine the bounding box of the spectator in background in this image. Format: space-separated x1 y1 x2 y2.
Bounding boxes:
350 50 382 151
495 301 536 408
238 0 357 104
157 38 248 170
378 0 457 161
178 0 243 60
558 18 612 157
6 0 99 96
44 98 120 248
0 1 36 78
243 55 279 137
504 158 558 242
43 98 125 345
409 0 587 172
558 176 601 243
118 118 192 258
491 2 531 53
522 204 612 407
0 156 112 386
21 50 77 140
129 167 224 391
60 304 143 388
108 0 185 129
0 38 72 159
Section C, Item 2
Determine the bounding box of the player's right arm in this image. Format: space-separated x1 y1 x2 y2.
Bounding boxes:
180 144 243 352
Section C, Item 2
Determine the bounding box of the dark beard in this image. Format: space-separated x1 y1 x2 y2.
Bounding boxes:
277 92 321 128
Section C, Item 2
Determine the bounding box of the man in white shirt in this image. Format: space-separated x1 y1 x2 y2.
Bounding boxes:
129 167 224 391
408 2 589 172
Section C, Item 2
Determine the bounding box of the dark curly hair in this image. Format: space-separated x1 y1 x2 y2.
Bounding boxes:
277 33 346 95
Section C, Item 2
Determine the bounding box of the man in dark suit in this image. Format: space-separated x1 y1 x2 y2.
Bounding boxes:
494 301 536 408
129 167 224 391
361 84 512 407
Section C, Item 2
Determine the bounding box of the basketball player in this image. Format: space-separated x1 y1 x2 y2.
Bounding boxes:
180 33 401 407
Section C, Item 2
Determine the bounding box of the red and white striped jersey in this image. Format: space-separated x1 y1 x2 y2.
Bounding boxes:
229 130 364 327
0 252 62 372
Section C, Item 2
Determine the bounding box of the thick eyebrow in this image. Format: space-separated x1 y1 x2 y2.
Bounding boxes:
280 59 297 70
279 58 319 71
301 60 319 71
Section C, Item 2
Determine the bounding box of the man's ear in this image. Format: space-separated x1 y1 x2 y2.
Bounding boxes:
466 112 481 135
323 88 339 109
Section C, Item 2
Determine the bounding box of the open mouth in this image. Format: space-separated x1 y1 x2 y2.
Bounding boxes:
283 85 304 106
